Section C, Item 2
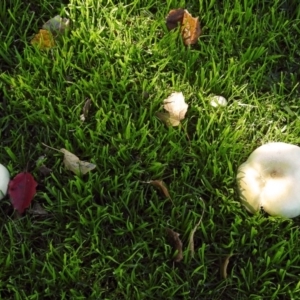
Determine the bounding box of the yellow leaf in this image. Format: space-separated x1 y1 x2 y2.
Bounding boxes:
31 29 55 49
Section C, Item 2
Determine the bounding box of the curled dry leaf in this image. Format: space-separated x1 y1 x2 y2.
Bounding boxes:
166 228 183 262
42 15 70 35
30 29 55 49
42 143 96 175
220 254 233 279
166 9 201 45
60 149 96 175
39 165 52 176
142 180 174 205
28 202 48 216
8 172 38 214
31 16 69 50
166 8 185 30
181 10 201 45
80 99 92 122
36 155 52 176
148 180 171 198
156 92 188 126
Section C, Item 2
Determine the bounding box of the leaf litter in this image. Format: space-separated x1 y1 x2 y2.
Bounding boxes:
80 99 92 122
42 143 96 175
42 15 70 35
166 9 201 45
36 155 52 176
142 180 174 205
31 15 70 49
166 228 183 262
28 202 48 216
30 29 55 49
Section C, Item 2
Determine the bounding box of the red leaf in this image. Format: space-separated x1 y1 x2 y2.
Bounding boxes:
8 172 38 214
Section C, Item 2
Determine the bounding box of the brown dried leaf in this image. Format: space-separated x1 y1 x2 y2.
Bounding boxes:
36 155 52 175
30 29 55 49
166 8 185 30
39 165 52 176
181 10 201 45
149 180 171 198
166 9 201 45
60 149 96 175
166 228 183 262
80 99 92 122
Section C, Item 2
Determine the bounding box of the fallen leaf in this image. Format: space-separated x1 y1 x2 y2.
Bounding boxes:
36 155 52 176
166 8 185 30
181 10 201 45
166 228 183 262
188 199 205 258
60 149 96 175
156 92 188 126
8 172 38 214
148 180 171 198
80 99 92 122
42 143 96 175
42 15 70 35
28 202 48 215
30 29 55 49
39 165 52 176
220 254 233 279
166 9 201 45
155 112 179 127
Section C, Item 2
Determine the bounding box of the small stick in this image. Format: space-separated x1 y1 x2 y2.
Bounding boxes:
41 143 61 153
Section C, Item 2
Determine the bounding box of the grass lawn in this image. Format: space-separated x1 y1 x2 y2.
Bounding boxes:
1 0 300 298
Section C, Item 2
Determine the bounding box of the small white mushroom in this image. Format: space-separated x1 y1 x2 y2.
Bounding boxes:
210 95 227 107
0 164 10 200
237 142 300 218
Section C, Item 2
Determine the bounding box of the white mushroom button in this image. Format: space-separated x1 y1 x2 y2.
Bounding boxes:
210 96 227 107
0 164 10 200
237 142 300 218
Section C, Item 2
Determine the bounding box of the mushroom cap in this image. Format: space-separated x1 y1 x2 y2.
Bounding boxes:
0 164 10 200
237 142 300 218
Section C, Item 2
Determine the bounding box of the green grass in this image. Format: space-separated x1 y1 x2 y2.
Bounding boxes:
1 0 300 298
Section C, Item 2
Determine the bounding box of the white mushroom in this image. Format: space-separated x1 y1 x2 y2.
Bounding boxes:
0 164 10 200
237 142 300 218
210 95 227 107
